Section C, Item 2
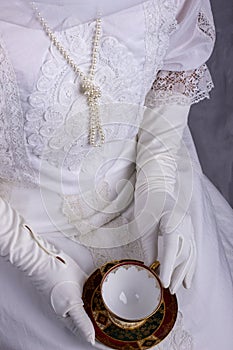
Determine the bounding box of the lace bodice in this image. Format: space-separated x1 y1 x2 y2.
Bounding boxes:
0 0 177 188
0 0 215 189
0 0 215 243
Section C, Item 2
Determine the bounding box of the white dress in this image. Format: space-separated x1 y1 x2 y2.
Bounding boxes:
0 1 232 349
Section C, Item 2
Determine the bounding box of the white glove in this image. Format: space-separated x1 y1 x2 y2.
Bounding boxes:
135 103 197 293
0 197 95 345
158 194 196 294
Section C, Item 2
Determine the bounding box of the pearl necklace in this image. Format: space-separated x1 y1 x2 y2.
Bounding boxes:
30 2 105 147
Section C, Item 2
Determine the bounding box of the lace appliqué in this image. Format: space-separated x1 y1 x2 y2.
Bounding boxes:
25 21 143 171
88 239 145 269
142 0 178 99
0 38 35 186
61 168 138 248
145 64 214 108
157 312 193 350
0 180 12 202
62 181 124 239
198 11 216 42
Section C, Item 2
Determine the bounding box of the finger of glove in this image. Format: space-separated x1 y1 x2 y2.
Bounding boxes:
169 240 195 294
64 315 81 336
183 241 197 289
68 305 95 345
159 234 180 288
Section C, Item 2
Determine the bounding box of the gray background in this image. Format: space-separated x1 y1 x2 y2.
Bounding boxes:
189 0 233 207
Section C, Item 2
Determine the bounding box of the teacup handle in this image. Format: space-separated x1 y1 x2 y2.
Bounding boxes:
149 260 160 273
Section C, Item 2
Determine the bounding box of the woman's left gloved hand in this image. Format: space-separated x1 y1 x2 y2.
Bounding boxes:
157 193 197 294
134 103 197 294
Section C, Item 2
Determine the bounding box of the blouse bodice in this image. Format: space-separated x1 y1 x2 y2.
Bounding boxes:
0 0 215 247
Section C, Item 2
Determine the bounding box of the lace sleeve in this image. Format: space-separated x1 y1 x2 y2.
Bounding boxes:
145 63 214 108
197 9 216 42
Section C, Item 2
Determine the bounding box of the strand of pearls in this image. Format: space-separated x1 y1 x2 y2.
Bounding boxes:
30 2 105 147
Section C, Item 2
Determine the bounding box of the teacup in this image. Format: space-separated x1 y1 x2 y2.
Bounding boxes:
100 261 163 328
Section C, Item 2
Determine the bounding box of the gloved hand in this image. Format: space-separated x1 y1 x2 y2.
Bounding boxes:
157 193 196 294
0 197 95 345
134 103 196 294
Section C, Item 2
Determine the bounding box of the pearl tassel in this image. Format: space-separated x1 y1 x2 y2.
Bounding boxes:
30 2 105 147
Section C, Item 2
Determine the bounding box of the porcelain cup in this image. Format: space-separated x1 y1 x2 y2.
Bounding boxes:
100 261 163 327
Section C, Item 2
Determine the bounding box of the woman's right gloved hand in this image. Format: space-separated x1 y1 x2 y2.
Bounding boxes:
0 197 95 345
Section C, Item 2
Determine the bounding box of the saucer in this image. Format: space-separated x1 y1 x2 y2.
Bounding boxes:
82 260 178 350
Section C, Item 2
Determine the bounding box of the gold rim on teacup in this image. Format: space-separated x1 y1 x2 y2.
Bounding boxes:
100 260 163 328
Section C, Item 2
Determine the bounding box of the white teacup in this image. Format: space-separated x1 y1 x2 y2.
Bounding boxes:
100 261 163 325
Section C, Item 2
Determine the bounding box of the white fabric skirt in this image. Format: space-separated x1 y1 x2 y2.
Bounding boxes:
0 129 233 350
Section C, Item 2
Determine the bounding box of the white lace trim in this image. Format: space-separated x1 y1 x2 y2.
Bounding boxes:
61 180 125 239
0 37 35 186
142 0 177 98
198 11 216 42
0 180 12 202
60 165 139 248
157 312 193 350
145 64 214 108
88 239 145 269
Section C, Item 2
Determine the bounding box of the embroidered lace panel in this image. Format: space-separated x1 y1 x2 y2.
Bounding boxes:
61 180 129 240
157 312 193 350
25 1 178 172
0 38 35 187
198 11 216 42
88 239 145 269
142 0 177 98
60 167 139 248
145 64 214 108
25 21 144 170
0 180 12 202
